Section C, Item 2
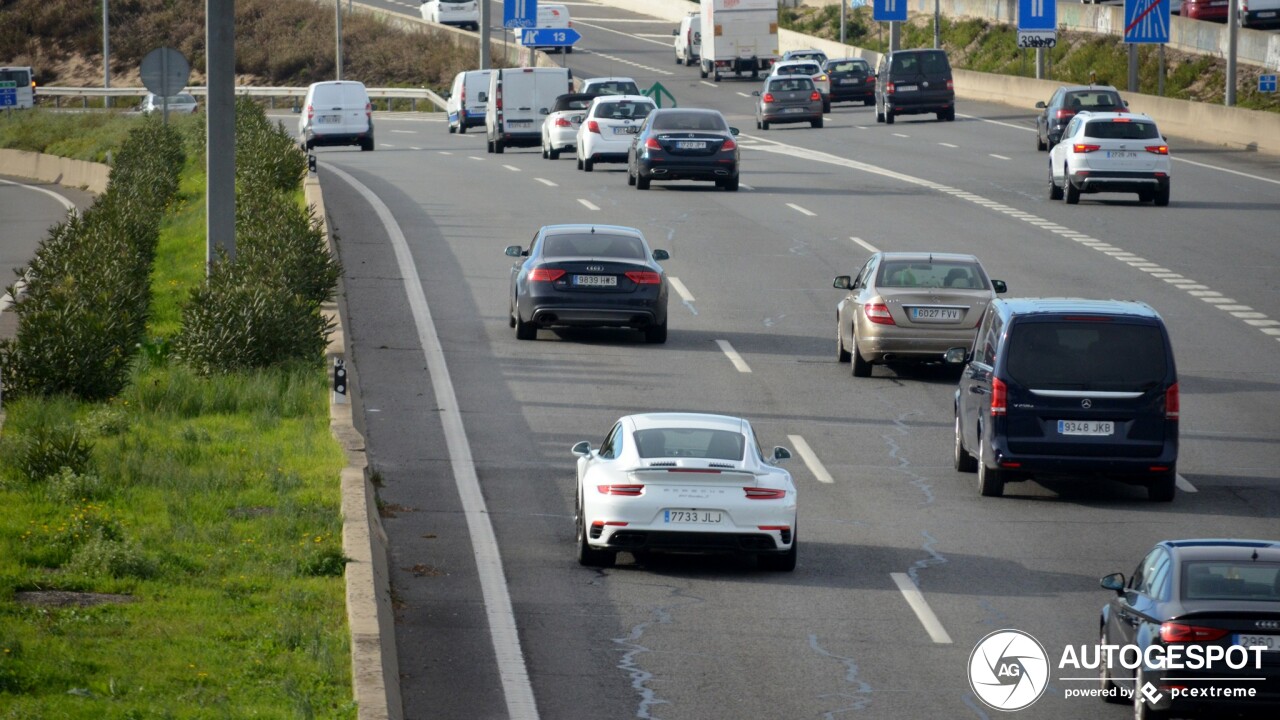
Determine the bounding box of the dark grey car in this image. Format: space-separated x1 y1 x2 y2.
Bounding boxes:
753 76 823 130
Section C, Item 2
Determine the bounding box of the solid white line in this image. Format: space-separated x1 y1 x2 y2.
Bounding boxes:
0 177 79 214
325 165 540 720
1176 474 1198 492
573 19 677 49
890 573 954 644
957 112 1032 132
849 236 880 253
715 339 752 373
535 177 558 187
786 435 834 484
1173 155 1280 186
989 153 1011 160
503 165 521 172
786 202 816 216
668 276 695 303
578 198 600 211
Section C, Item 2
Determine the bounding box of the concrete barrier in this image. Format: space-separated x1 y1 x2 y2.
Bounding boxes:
0 149 110 194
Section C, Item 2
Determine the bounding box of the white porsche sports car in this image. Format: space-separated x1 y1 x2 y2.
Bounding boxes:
571 412 797 571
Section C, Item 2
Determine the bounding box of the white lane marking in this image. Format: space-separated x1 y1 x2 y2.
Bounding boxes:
786 202 816 216
578 198 600 211
439 151 453 155
739 182 754 190
715 339 752 373
572 17 671 24
892 133 909 138
701 81 718 88
380 144 395 148
1176 474 1198 493
938 142 958 148
503 165 521 172
325 164 540 720
850 236 880 253
574 46 674 76
786 435 834 484
535 177 558 187
573 19 679 50
0 177 78 214
391 129 416 134
668 276 695 303
410 146 422 150
956 112 1032 132
890 573 954 644
736 92 751 98
469 156 484 161
989 153 1011 160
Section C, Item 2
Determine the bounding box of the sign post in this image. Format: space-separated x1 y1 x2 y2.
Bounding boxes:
1018 0 1057 79
873 0 907 52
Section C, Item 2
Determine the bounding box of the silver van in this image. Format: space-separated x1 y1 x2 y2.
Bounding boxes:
446 69 491 134
485 67 573 154
298 80 374 152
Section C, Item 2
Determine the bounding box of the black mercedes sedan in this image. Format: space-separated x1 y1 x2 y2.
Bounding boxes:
626 108 739 191
506 224 670 343
1099 539 1280 719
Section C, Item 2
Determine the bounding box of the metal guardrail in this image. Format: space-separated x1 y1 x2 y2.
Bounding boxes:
34 86 447 112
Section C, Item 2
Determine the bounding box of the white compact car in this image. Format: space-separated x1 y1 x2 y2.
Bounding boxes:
541 92 595 159
770 60 831 113
139 92 199 115
420 0 479 31
572 413 797 570
575 94 656 172
1048 111 1171 206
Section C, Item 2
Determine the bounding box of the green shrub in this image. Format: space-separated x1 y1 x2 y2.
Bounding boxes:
13 424 94 483
64 534 157 579
298 547 348 578
46 466 110 504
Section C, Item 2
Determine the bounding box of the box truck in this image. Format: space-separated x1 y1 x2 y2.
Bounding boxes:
699 0 779 82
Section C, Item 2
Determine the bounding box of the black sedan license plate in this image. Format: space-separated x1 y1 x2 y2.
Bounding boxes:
676 140 707 150
574 275 616 287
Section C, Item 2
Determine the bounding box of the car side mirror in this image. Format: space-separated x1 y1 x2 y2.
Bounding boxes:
1035 101 1046 109
672 28 679 36
1100 573 1126 594
1124 100 1130 107
992 279 1007 294
539 107 550 115
729 127 740 136
832 275 852 290
751 90 761 96
772 446 791 462
652 249 670 261
944 347 970 365
572 441 593 457
504 245 524 257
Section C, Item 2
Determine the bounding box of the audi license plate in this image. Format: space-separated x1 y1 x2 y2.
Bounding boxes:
676 140 707 150
910 307 962 322
1057 420 1114 436
664 509 723 524
1106 151 1137 159
574 274 616 287
896 84 917 92
1235 634 1280 650
318 114 341 123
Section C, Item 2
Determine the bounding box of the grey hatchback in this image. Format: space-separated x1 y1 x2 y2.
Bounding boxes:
753 76 823 130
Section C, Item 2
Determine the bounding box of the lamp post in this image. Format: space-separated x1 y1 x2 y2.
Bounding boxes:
102 1 110 108
335 0 343 81
934 0 941 49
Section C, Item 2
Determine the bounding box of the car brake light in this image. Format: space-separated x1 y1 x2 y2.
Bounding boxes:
991 377 1007 416
863 303 895 325
886 81 895 95
763 92 775 103
597 485 643 496
721 138 737 151
1054 109 1075 120
946 78 953 91
588 120 601 134
365 101 372 119
1165 383 1179 420
306 103 314 121
1145 144 1168 155
1112 117 1132 122
1073 143 1101 153
1160 622 1229 643
744 487 786 500
810 91 821 101
645 137 662 150
625 271 661 284
528 268 565 282
554 117 572 127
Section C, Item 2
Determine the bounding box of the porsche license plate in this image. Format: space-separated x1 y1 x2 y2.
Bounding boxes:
664 509 723 524
1057 420 1114 436
574 275 616 287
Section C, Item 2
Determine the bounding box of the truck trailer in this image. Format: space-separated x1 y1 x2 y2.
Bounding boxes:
699 0 779 82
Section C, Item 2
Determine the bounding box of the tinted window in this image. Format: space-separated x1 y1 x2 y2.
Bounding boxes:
828 61 869 74
599 424 622 459
976 307 1002 366
0 69 31 84
778 63 820 75
1085 120 1160 140
1006 321 1168 391
876 260 988 289
767 77 815 92
593 100 654 119
542 233 646 260
634 428 745 461
1063 91 1124 110
1182 561 1280 602
588 81 640 96
651 111 727 131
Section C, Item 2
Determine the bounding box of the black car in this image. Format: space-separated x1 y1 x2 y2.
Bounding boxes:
1035 84 1128 151
875 48 955 124
1100 539 1280 719
506 224 670 343
627 108 740 192
825 58 875 106
949 298 1179 500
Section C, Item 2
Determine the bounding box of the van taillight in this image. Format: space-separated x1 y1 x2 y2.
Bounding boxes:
1165 382 1179 421
886 82 895 95
365 101 372 118
946 79 954 91
991 377 1007 416
307 103 314 121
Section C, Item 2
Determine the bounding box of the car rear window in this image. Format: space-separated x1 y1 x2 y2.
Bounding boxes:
593 100 654 120
588 81 640 96
767 77 815 92
1006 321 1168 391
892 51 950 76
876 260 987 290
1064 91 1124 110
1182 561 1280 602
542 233 646 260
828 61 869 74
651 111 727 132
634 428 745 461
1085 120 1160 140
780 63 820 75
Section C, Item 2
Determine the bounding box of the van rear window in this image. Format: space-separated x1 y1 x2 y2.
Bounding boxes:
1006 322 1168 391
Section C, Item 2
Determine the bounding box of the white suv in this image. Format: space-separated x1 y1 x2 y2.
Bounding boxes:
1048 112 1170 206
575 95 656 172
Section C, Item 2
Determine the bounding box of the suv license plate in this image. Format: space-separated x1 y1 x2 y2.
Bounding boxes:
910 307 962 322
1106 151 1137 159
1058 420 1114 436
676 140 707 150
574 275 616 287
840 78 859 85
664 509 723 524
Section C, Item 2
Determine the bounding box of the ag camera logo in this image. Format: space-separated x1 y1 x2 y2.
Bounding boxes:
968 629 1050 711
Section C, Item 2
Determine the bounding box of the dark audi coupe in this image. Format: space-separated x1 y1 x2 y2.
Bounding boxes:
627 108 740 191
506 224 670 343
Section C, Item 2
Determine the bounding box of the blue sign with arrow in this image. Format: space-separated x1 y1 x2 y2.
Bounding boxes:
520 27 581 47
1123 0 1169 44
872 0 907 23
505 0 537 29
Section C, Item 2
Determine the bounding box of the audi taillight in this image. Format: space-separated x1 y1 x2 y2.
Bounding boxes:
597 485 643 496
720 138 737 151
1055 109 1074 120
1165 383 1179 421
554 117 572 127
810 91 821 101
1073 143 1101 153
528 268 565 282
645 137 662 150
625 271 661 285
588 120 601 134
1160 622 1229 644
863 303 895 325
763 92 775 103
991 377 1007 416
1145 144 1169 155
744 488 787 500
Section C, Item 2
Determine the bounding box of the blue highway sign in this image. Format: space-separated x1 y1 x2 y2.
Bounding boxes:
1019 0 1056 31
1123 0 1169 44
873 0 907 23
1261 75 1278 93
504 0 537 29
0 88 16 107
521 27 581 47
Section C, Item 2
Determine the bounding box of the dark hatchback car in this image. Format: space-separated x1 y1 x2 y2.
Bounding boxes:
1035 84 1128 151
949 298 1179 500
506 224 670 343
1100 539 1280 720
875 48 955 124
627 108 740 191
825 58 875 105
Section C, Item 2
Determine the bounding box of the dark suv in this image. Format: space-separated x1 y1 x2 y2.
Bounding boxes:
949 299 1179 501
875 49 955 124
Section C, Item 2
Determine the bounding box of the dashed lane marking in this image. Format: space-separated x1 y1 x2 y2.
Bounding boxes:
535 178 558 187
891 573 954 644
503 165 521 172
786 435 834 484
787 203 816 216
578 198 600 211
715 339 752 373
850 236 880 253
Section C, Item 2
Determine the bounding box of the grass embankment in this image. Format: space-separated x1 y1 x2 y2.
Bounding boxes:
782 5 1280 113
0 112 354 719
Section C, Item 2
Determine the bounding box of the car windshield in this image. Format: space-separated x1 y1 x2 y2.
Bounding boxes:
876 260 987 289
1064 91 1123 110
650 111 727 132
593 100 654 120
634 428 745 461
1182 561 1280 602
589 81 639 95
542 233 646 260
1085 120 1160 140
768 78 815 92
1005 322 1168 391
828 61 869 74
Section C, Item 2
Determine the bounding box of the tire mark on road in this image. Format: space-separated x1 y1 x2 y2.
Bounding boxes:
808 634 873 717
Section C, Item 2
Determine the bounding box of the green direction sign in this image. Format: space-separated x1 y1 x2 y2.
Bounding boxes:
642 82 676 108
0 81 16 88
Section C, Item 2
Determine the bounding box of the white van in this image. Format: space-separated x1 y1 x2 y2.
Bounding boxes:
673 12 701 67
513 3 574 54
446 69 491 134
0 66 36 109
420 1 480 31
485 66 574 153
298 80 374 152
